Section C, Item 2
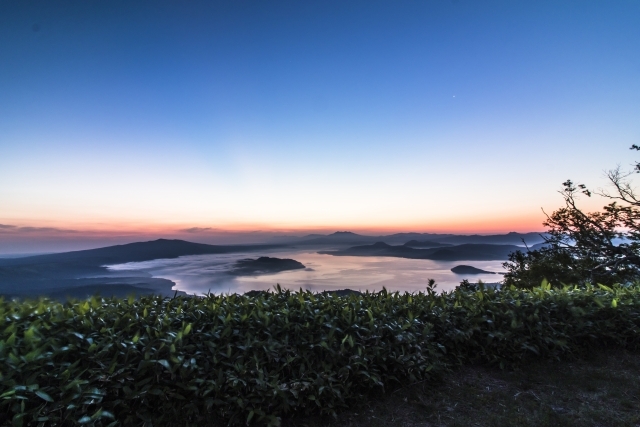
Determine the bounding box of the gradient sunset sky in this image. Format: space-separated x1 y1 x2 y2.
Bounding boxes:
1 1 639 253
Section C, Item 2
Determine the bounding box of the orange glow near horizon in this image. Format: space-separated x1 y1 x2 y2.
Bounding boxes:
2 1 636 256
0 212 547 237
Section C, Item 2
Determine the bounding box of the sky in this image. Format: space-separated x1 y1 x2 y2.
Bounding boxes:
1 0 639 253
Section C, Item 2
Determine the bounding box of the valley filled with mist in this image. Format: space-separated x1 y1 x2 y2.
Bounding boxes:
0 231 542 299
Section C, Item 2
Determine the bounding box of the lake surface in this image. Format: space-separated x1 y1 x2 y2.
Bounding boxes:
107 248 506 295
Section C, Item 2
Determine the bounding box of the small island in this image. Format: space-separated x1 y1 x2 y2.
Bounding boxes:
229 256 305 276
451 265 496 275
244 288 362 297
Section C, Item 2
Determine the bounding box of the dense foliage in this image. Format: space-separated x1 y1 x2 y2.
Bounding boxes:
504 146 640 288
2 283 640 426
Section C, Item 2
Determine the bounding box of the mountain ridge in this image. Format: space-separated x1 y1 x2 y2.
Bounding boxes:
0 239 283 267
272 231 546 246
320 242 522 261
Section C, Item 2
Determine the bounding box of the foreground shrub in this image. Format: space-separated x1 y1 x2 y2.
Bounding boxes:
1 283 640 426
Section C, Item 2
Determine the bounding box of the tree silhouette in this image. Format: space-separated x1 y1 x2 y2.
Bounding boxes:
504 145 640 287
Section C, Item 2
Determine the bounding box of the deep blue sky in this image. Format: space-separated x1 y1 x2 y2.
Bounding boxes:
1 1 639 252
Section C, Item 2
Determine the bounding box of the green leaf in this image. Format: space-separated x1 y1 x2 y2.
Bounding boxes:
35 390 53 402
598 284 614 292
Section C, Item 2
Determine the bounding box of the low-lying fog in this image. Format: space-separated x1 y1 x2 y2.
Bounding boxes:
107 248 506 295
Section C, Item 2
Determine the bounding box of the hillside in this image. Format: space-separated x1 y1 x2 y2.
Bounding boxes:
0 239 281 267
274 231 546 247
0 239 281 298
320 242 521 261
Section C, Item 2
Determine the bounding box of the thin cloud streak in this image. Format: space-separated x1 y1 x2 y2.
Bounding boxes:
181 227 213 233
0 224 78 233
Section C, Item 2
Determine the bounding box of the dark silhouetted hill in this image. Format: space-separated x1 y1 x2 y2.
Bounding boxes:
0 239 281 267
295 231 374 245
275 231 546 246
0 239 282 298
427 244 520 261
403 240 452 248
320 243 522 261
434 232 545 246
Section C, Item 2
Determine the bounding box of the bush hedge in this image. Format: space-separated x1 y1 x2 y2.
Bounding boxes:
1 282 640 426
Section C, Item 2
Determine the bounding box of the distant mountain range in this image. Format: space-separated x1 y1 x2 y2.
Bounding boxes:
270 231 546 246
0 239 282 267
403 240 452 248
319 242 522 261
0 239 282 299
0 232 543 299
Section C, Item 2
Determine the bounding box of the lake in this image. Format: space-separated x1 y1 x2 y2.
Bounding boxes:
107 247 506 295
